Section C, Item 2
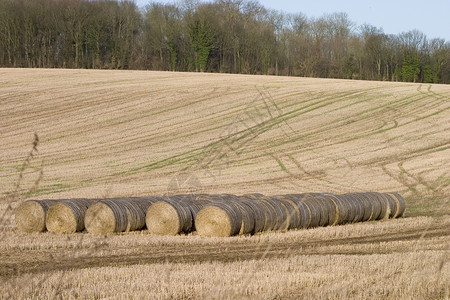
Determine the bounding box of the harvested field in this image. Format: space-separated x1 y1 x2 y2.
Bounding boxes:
0 69 449 298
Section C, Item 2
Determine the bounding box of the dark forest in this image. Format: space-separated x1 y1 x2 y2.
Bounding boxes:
1 0 449 83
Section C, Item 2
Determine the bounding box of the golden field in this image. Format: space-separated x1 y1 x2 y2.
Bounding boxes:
0 69 449 299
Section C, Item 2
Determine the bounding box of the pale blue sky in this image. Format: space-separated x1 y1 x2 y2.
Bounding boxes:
133 0 450 41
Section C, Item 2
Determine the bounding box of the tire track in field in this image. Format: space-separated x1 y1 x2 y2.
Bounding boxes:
0 218 447 279
100 85 444 181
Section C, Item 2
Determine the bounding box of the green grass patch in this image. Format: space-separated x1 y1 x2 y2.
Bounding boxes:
25 183 71 196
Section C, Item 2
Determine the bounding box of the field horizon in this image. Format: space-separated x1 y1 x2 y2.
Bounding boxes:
0 68 449 298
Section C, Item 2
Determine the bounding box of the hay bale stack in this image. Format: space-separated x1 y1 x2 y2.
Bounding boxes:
17 192 406 236
195 202 242 237
46 199 94 234
15 199 59 233
85 200 128 234
146 199 193 235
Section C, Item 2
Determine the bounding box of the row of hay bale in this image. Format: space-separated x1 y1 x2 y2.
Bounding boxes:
194 192 406 237
15 197 158 234
15 192 405 236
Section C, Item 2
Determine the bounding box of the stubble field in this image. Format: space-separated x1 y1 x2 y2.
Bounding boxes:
0 68 449 299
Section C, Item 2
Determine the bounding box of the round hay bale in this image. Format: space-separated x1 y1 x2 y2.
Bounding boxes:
312 194 337 226
349 193 373 222
347 194 365 223
282 198 302 229
381 193 397 219
46 199 94 234
230 200 255 235
183 199 212 216
195 202 242 237
85 200 128 234
338 194 357 224
299 195 321 228
386 192 406 218
264 197 288 231
271 198 292 231
119 200 147 232
248 198 277 232
368 192 389 220
302 194 329 227
181 196 214 231
238 198 266 234
322 193 348 226
361 193 381 221
242 193 265 200
277 196 301 230
126 197 158 212
283 194 311 229
15 199 58 233
295 199 311 229
146 199 193 235
104 197 158 231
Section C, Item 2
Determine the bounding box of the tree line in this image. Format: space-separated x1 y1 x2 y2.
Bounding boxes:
1 0 449 83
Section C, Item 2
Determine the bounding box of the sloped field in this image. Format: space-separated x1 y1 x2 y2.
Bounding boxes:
0 69 449 298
